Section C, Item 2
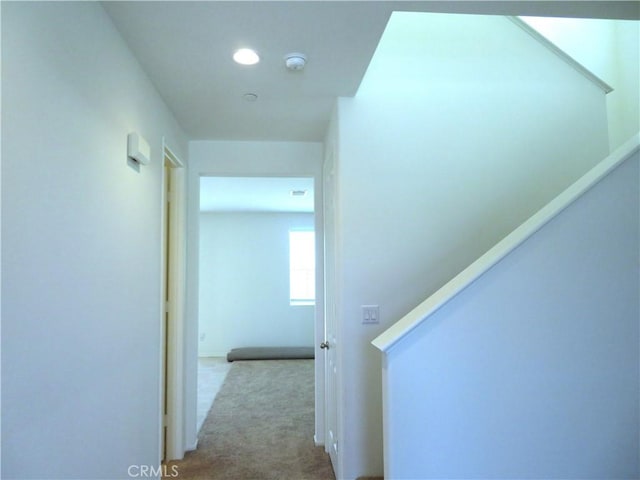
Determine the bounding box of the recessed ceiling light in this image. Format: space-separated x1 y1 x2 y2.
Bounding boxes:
243 93 258 102
233 48 260 65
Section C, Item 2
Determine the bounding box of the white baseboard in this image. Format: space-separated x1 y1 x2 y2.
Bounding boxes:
186 438 198 452
198 351 226 358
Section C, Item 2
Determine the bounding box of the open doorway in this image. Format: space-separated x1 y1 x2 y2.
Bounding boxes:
195 176 317 423
182 147 327 456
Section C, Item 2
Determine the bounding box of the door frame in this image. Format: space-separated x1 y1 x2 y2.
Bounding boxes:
183 156 325 451
160 139 186 462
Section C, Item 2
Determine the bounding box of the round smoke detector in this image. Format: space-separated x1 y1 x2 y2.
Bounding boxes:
284 53 307 71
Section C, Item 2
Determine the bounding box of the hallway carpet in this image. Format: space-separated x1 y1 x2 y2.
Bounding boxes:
165 360 335 480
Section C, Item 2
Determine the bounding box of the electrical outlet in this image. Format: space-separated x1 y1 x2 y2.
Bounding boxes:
362 305 380 324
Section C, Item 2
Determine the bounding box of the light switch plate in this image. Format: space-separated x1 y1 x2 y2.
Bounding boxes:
362 305 380 324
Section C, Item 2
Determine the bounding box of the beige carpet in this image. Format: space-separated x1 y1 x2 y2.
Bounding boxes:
165 360 335 480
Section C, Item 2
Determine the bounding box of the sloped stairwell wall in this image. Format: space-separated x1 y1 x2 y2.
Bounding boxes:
327 12 611 479
380 142 639 479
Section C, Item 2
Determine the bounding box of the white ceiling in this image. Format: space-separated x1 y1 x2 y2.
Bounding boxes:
105 1 638 212
103 1 639 143
200 177 314 213
104 1 391 142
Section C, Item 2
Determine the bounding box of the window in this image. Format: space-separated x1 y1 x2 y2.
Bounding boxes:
289 230 315 305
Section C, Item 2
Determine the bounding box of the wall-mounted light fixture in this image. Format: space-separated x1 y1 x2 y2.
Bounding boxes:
127 132 150 165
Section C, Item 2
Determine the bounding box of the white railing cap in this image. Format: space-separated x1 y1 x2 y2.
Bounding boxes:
507 17 613 94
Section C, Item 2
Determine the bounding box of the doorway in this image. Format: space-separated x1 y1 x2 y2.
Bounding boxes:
198 177 315 357
160 143 186 463
196 176 317 418
190 174 324 443
182 158 327 458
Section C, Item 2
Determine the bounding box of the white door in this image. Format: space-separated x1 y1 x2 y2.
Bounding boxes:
325 312 338 468
323 151 339 471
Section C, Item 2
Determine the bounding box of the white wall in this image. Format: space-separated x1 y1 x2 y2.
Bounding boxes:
1 3 187 478
521 17 640 151
185 140 324 450
198 212 315 357
331 12 610 479
385 150 639 479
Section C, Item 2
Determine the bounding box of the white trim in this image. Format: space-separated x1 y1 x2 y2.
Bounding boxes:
164 143 184 168
197 352 228 358
507 16 613 94
372 133 640 353
313 175 326 447
186 439 198 452
161 138 187 462
158 142 166 466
